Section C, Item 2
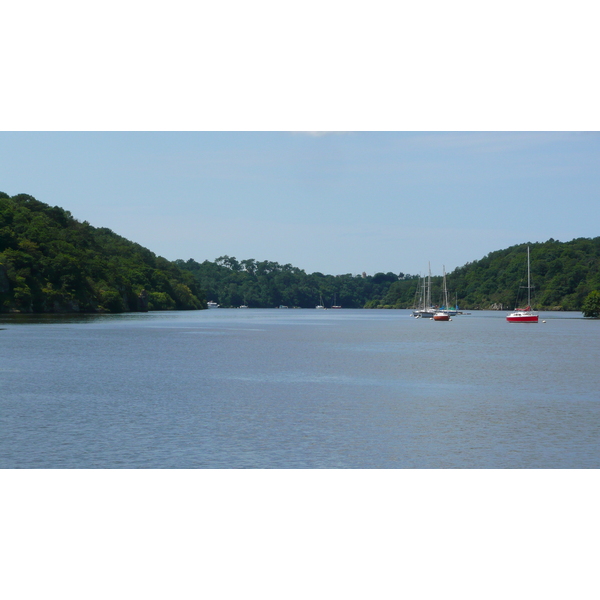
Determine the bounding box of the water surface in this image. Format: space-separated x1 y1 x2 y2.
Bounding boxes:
1 309 598 468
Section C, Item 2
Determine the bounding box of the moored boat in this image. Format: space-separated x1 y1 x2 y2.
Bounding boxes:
433 266 452 321
506 307 538 323
506 246 538 323
412 263 436 318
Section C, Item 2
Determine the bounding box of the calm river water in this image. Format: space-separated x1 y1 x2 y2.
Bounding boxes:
1 309 599 468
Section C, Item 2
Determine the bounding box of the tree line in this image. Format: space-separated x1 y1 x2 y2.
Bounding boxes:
176 256 409 308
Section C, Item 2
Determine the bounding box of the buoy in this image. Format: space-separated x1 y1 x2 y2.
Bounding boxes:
542 320 546 323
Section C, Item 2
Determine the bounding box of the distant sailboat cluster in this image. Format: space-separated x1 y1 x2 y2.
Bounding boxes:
316 293 342 309
412 263 459 320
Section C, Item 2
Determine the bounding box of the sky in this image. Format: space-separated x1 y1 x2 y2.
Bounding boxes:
1 131 599 277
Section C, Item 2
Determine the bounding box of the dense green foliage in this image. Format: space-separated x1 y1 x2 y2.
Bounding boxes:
176 256 409 308
0 192 205 313
582 290 600 318
380 238 600 311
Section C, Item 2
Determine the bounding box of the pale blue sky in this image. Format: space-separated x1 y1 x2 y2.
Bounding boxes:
1 131 598 276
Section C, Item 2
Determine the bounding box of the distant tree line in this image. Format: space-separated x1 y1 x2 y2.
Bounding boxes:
176 256 412 308
0 192 205 313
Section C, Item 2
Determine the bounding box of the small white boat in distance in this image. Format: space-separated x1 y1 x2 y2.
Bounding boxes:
207 301 220 308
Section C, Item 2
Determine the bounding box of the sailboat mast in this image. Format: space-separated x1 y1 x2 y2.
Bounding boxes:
416 275 422 308
427 262 431 308
442 265 448 309
527 246 531 307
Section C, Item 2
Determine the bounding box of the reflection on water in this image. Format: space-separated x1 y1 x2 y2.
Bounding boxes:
1 309 598 468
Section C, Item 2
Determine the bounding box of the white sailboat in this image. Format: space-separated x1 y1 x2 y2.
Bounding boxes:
412 263 436 318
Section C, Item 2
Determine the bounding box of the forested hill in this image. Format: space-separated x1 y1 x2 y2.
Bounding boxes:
0 192 205 313
380 238 600 311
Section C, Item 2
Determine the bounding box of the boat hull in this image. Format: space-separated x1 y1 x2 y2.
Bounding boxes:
413 310 436 318
506 313 538 323
433 313 450 321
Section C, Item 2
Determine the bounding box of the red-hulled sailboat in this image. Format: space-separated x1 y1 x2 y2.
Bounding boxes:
506 246 538 323
433 266 451 321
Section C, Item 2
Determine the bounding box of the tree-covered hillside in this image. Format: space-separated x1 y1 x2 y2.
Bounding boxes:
380 238 600 311
3 191 597 314
176 256 409 308
0 192 205 313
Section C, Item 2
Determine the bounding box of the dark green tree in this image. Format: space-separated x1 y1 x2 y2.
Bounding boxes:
582 290 600 318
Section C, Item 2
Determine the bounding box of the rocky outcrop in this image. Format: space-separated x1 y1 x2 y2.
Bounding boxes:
137 289 149 312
